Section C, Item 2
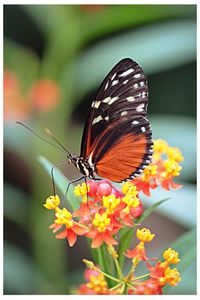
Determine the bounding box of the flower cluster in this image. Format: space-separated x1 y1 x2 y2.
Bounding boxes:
44 180 143 248
132 139 183 196
43 139 183 295
78 229 181 295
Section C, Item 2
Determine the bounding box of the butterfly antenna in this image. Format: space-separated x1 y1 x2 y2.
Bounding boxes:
45 128 72 157
16 121 71 156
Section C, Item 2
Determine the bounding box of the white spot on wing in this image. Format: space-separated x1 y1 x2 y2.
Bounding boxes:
119 68 134 77
91 101 95 107
136 103 145 112
103 96 119 105
105 116 109 121
104 82 109 90
134 73 141 78
112 80 119 86
126 96 135 102
141 126 146 132
121 111 128 116
93 101 101 109
142 92 146 98
103 96 111 103
132 120 139 125
134 83 138 89
92 115 103 125
140 81 144 86
123 79 129 85
111 73 117 81
108 96 119 105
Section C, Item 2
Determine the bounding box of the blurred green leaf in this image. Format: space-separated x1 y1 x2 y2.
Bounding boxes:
4 39 39 92
118 198 170 268
4 243 46 294
75 20 196 98
163 228 196 294
4 184 29 230
38 155 80 210
82 5 195 43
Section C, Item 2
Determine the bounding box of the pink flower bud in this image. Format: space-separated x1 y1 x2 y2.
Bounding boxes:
130 201 143 218
87 180 98 197
97 181 112 197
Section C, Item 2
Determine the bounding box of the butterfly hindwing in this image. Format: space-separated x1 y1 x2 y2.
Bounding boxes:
80 58 152 182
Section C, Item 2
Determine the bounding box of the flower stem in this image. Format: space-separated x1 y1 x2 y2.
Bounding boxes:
131 272 150 281
94 266 121 284
114 257 124 280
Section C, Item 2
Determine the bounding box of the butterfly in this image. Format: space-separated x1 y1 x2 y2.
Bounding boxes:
68 58 153 183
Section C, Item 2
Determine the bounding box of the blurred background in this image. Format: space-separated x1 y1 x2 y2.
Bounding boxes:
3 4 196 295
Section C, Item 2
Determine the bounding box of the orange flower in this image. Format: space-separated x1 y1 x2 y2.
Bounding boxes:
4 70 30 121
132 139 183 196
29 79 60 111
86 212 119 248
49 207 88 247
125 228 156 261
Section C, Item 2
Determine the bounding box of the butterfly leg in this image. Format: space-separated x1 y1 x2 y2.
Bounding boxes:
50 162 67 196
65 176 85 201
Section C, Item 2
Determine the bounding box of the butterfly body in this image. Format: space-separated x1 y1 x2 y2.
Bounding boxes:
70 58 153 183
68 155 95 179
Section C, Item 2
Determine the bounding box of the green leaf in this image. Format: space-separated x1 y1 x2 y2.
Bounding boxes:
118 197 170 268
163 228 196 294
38 155 80 211
136 197 171 225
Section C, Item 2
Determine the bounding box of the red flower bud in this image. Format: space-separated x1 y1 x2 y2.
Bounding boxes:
130 201 143 218
97 181 112 197
87 180 98 197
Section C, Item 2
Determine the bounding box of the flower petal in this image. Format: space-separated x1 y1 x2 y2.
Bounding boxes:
67 229 77 247
72 224 89 235
55 228 68 239
91 233 103 248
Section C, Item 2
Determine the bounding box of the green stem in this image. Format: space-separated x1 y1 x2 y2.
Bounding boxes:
114 257 124 280
126 282 137 291
131 272 150 281
110 283 122 291
94 267 121 283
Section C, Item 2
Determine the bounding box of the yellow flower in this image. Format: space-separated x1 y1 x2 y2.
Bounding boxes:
164 267 181 286
103 194 121 214
122 182 138 197
163 248 180 264
162 160 182 178
142 165 157 182
93 212 111 232
87 273 108 294
122 194 140 214
74 183 90 203
43 195 60 210
55 207 73 228
167 147 183 163
136 228 155 243
153 139 169 160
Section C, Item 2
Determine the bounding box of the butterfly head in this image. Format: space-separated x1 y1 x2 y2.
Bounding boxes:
68 155 95 179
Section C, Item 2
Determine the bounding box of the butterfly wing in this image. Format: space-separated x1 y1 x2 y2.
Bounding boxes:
80 58 152 182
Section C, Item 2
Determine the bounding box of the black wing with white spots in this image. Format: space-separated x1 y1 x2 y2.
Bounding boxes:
80 58 150 160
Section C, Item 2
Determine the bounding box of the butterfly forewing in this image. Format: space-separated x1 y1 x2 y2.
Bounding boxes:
80 58 152 182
